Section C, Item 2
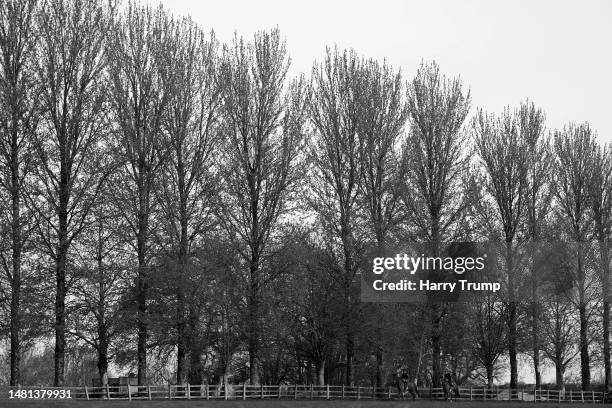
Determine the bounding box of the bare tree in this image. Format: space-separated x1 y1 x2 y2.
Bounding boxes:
157 18 220 384
541 294 578 390
31 0 113 386
0 0 40 386
309 47 366 385
402 61 471 387
469 292 505 388
553 122 597 390
473 106 529 391
355 58 408 389
520 101 550 388
216 29 308 384
106 2 173 385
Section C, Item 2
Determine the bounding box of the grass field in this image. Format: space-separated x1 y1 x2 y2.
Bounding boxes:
1 400 606 408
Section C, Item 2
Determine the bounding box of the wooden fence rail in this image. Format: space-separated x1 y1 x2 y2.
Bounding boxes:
0 384 607 403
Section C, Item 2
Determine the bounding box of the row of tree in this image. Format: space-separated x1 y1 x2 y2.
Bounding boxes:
0 0 610 393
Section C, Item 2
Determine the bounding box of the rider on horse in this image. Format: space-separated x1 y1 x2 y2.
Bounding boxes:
441 373 460 401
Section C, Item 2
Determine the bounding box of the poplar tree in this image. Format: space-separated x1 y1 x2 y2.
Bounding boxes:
0 0 39 386
32 0 113 386
403 61 471 387
473 105 529 392
106 2 173 385
309 48 365 385
553 122 597 390
158 18 220 384
217 29 307 384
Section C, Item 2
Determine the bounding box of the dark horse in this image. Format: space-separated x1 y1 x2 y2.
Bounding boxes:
389 370 419 400
441 373 460 401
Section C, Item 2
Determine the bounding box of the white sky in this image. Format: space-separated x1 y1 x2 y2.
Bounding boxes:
142 0 612 143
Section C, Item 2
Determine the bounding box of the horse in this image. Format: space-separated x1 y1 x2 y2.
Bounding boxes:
441 373 460 401
389 370 419 400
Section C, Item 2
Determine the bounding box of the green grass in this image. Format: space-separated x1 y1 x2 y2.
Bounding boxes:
1 400 605 408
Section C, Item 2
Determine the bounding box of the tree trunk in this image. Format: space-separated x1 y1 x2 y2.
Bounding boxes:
429 221 443 388
486 365 493 388
507 241 518 391
176 288 187 384
9 272 20 386
533 336 541 387
532 282 541 387
136 189 150 386
54 181 69 387
187 301 203 385
578 245 590 390
342 226 355 386
137 268 147 385
97 335 109 385
248 254 260 385
530 248 541 388
605 300 611 391
555 363 564 391
375 347 383 390
9 174 21 386
54 246 67 386
579 300 591 390
317 360 326 385
346 333 354 385
431 307 442 387
175 165 189 385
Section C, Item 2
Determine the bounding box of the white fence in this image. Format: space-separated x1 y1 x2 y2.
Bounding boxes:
1 384 608 403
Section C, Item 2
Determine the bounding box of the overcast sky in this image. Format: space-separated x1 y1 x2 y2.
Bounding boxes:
141 0 612 143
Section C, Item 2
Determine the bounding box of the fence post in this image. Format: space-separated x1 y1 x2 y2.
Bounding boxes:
85 386 89 400
592 390 595 403
357 386 361 400
326 384 330 399
310 384 313 400
128 382 131 401
388 386 391 400
342 384 345 399
260 383 264 399
206 384 209 400
148 385 151 401
243 383 246 400
187 383 190 400
570 389 572 402
106 383 110 400
168 383 171 400
483 386 486 400
278 385 281 399
469 386 472 400
581 390 584 402
295 384 297 400
225 383 228 400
